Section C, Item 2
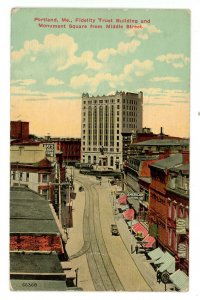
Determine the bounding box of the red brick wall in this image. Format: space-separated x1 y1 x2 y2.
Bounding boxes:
10 121 29 140
150 191 167 219
10 235 64 253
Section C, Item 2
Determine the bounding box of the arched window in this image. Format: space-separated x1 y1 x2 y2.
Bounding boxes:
88 155 91 163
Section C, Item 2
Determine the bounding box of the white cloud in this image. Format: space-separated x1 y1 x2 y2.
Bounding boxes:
70 59 154 91
125 24 161 39
150 76 181 83
97 40 141 62
97 48 117 62
137 87 189 105
11 84 80 102
45 77 64 86
11 79 37 86
156 53 190 68
58 50 102 71
123 59 154 78
11 33 102 71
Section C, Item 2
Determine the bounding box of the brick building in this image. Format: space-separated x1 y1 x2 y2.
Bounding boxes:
10 186 68 290
10 186 65 255
148 151 189 274
53 138 81 164
10 120 29 140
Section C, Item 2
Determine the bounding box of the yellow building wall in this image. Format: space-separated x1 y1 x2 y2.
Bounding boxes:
10 144 46 163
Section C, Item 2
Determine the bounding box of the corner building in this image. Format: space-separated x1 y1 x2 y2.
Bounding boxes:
81 91 143 169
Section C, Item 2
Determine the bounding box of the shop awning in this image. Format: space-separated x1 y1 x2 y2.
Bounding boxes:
118 194 128 205
127 197 140 213
169 269 189 291
132 222 148 238
123 208 135 221
127 219 138 228
142 234 156 248
156 252 176 273
148 247 164 261
118 204 129 212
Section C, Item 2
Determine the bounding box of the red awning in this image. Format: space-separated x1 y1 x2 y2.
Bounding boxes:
118 194 128 205
132 222 148 238
142 234 156 248
123 208 135 220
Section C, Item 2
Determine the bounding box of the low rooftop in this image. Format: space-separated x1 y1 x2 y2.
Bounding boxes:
150 153 183 170
131 139 189 147
10 187 59 234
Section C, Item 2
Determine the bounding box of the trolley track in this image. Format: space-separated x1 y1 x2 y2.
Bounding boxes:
70 176 124 291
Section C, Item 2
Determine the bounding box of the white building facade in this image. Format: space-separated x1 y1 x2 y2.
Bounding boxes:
81 91 143 169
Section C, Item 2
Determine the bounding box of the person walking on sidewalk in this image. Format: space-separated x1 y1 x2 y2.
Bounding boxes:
134 244 139 254
157 271 161 284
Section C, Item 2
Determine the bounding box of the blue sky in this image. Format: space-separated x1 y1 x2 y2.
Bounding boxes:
11 8 190 137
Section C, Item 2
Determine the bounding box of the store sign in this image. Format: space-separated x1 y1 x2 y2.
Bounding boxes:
178 243 187 258
176 218 186 235
128 192 144 201
44 143 55 157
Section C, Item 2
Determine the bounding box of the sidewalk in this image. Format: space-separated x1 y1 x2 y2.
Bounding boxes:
65 179 95 291
105 181 169 292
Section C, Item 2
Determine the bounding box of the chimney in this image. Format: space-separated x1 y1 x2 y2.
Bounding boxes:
182 150 189 164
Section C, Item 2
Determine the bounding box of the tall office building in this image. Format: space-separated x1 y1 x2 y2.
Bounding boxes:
81 91 143 169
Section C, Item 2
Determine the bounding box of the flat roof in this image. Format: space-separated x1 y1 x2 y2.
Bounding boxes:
10 187 59 234
150 153 183 170
10 252 64 274
131 139 189 147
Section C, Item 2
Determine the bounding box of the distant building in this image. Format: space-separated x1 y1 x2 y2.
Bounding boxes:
131 127 184 144
128 138 189 157
10 120 29 140
45 137 81 165
81 91 143 169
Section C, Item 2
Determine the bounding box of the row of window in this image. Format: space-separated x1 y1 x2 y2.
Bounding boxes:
82 147 120 152
83 98 138 105
168 201 189 226
11 171 49 183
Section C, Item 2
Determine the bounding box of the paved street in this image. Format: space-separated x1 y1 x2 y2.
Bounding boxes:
66 169 166 291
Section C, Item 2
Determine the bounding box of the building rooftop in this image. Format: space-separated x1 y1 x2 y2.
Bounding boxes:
150 153 183 170
10 187 60 234
10 252 64 274
169 163 189 174
131 139 189 147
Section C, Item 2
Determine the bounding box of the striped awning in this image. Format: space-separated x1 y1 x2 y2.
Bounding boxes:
156 252 176 273
148 247 164 261
169 269 189 291
132 222 148 238
142 234 156 248
118 194 128 205
122 208 135 221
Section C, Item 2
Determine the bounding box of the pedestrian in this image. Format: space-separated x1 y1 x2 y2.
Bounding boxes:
135 245 139 254
157 271 161 283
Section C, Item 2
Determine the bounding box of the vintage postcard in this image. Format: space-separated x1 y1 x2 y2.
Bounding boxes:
10 8 190 292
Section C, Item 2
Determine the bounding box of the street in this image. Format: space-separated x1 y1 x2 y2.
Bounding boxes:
66 169 152 291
